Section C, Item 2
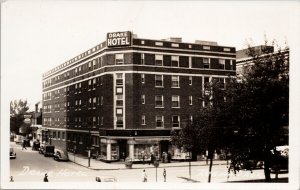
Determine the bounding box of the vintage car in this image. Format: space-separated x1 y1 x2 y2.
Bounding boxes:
53 150 69 161
32 141 41 151
95 176 117 182
10 148 16 159
39 145 55 157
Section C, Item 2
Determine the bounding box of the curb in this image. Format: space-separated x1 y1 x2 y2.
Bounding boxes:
69 159 228 171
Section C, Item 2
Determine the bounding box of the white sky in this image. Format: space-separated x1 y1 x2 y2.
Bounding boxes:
1 0 299 111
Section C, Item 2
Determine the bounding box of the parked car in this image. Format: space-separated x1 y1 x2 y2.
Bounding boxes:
95 176 117 182
240 159 264 170
10 148 16 159
53 150 68 161
32 141 40 151
270 146 288 173
44 145 55 157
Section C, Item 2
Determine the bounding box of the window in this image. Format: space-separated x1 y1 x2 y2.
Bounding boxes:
141 115 146 125
171 56 179 67
116 108 123 115
155 75 163 87
155 55 163 66
52 131 56 139
141 74 145 84
214 78 225 89
230 60 233 70
219 59 225 69
203 46 210 50
116 73 123 85
101 117 104 125
100 77 104 85
155 42 163 46
203 58 210 68
115 54 124 64
190 115 193 124
116 117 123 128
171 43 179 47
141 40 145 45
189 96 193 105
155 96 164 108
141 94 145 104
116 87 123 94
156 116 164 128
171 76 179 88
62 132 65 140
189 76 192 85
116 95 123 106
57 132 61 139
141 54 144 65
101 96 103 105
224 47 231 52
172 116 180 128
172 96 180 108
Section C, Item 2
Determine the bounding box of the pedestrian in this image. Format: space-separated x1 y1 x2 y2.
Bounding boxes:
150 153 155 165
22 140 27 150
43 173 48 182
141 169 147 182
10 176 14 182
163 168 166 182
167 152 171 163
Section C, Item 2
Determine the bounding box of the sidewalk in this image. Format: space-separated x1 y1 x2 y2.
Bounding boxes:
67 152 227 170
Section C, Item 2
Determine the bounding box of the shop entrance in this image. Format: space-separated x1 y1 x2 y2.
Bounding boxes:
160 140 169 155
118 139 127 161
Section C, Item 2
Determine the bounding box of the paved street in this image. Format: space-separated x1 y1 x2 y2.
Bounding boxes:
10 142 288 183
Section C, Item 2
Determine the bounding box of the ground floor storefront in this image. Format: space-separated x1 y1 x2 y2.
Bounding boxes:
46 128 193 162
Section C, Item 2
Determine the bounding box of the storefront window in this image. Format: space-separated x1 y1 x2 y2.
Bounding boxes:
134 144 160 161
100 144 107 160
169 145 191 160
111 144 119 160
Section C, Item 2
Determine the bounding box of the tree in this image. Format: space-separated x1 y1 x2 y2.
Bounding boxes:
171 79 234 182
10 99 30 135
228 44 289 182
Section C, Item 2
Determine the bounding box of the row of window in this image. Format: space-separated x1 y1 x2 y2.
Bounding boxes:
43 94 194 115
43 53 234 88
43 75 215 102
45 114 188 129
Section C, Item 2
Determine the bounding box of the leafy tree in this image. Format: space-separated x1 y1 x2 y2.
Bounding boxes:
228 44 289 182
10 99 30 135
171 79 234 182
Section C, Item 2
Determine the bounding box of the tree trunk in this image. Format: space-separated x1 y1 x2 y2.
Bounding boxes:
263 149 271 182
208 157 213 183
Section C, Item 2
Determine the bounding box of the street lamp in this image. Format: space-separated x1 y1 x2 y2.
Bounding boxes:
153 160 159 182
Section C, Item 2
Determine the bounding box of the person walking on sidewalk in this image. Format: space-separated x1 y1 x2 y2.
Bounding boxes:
163 168 166 182
43 173 49 182
141 169 147 182
22 140 27 150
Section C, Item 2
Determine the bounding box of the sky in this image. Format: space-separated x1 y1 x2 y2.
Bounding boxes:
1 0 299 111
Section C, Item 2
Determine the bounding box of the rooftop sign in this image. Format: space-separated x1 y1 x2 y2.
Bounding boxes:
107 31 131 47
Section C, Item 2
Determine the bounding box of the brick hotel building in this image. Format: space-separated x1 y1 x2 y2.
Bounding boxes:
42 31 236 162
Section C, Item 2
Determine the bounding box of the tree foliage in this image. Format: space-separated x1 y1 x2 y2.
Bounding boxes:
10 99 30 134
228 44 289 181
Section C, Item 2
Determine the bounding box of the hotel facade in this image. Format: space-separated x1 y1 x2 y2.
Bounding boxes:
42 31 236 162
